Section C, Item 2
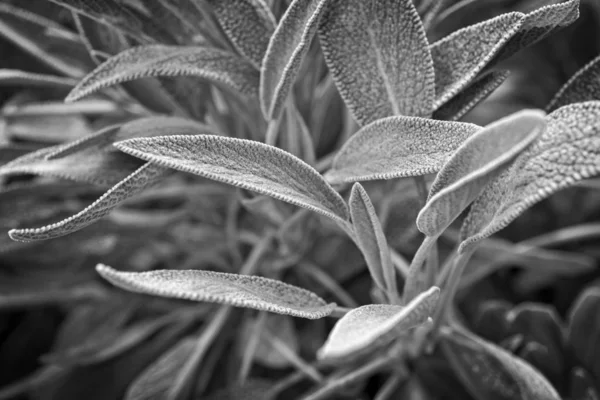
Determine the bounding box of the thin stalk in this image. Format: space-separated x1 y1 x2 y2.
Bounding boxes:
301 261 359 308
413 176 429 207
330 306 352 318
390 249 410 278
403 235 439 303
264 330 323 383
373 371 406 400
238 311 268 383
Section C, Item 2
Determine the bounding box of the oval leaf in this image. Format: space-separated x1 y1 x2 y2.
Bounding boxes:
547 53 600 112
349 183 396 294
460 101 600 251
417 109 545 238
317 286 439 363
260 0 328 120
326 116 481 184
441 327 561 400
207 0 276 69
115 135 349 223
96 264 336 319
318 0 435 125
430 12 524 109
67 45 259 102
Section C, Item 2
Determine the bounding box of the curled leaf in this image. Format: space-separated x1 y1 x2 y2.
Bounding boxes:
67 45 259 102
260 0 328 120
115 135 349 223
318 0 435 125
317 286 439 363
417 109 545 238
326 116 480 184
461 101 600 252
207 0 276 69
96 264 336 319
547 54 600 112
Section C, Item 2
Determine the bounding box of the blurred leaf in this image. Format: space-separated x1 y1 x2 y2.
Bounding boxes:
207 0 276 70
203 380 275 400
417 110 545 238
441 327 561 400
460 101 600 251
0 281 105 310
349 183 396 296
260 0 328 120
96 264 336 319
116 134 350 223
567 287 600 381
326 116 480 184
430 12 524 109
568 367 600 400
318 0 435 125
3 113 92 144
317 286 439 363
241 313 299 368
547 53 600 112
0 69 77 88
67 45 259 103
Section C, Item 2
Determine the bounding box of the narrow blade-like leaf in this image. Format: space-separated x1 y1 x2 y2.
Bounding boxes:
547 54 600 112
349 183 396 295
430 12 524 109
318 0 435 125
67 45 259 102
317 286 439 363
441 327 561 400
115 135 349 223
417 110 545 238
260 0 328 120
207 0 276 70
567 287 600 381
96 265 336 319
0 69 77 88
461 101 600 252
326 116 480 184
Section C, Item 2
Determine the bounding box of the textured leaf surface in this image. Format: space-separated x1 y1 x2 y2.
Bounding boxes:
260 0 327 120
430 12 524 109
433 70 510 121
326 117 480 184
67 45 260 102
461 101 600 251
317 286 439 363
417 110 545 237
207 0 275 69
96 265 336 319
547 54 600 112
441 327 561 400
116 135 349 223
318 0 435 125
9 162 168 241
349 183 395 293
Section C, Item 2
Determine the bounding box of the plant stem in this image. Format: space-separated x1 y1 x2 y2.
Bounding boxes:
330 306 352 318
238 311 268 383
265 118 280 146
264 330 323 383
413 176 429 207
373 371 405 400
403 235 438 303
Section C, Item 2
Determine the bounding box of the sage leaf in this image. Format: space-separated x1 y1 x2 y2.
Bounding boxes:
9 162 168 242
326 117 480 184
67 45 260 103
417 110 545 238
317 286 439 363
207 0 276 70
96 264 336 319
567 287 600 381
441 327 561 400
260 0 328 120
547 54 600 112
433 70 510 121
349 183 396 296
430 12 524 109
460 101 600 252
318 0 435 125
115 135 349 223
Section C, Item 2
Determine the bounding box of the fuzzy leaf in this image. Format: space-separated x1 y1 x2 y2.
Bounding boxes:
547 54 600 112
260 0 328 120
96 265 336 319
115 135 349 223
349 183 395 294
430 12 524 109
67 45 259 102
441 327 561 400
433 70 510 121
317 286 439 363
417 110 545 238
9 162 168 242
207 0 276 69
326 116 480 184
318 0 435 125
460 101 600 252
